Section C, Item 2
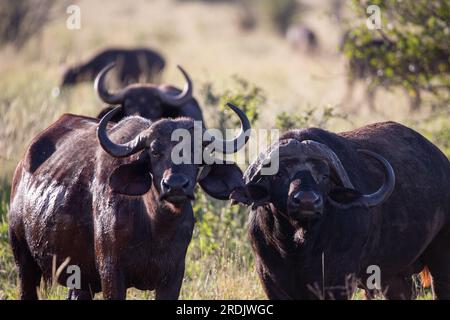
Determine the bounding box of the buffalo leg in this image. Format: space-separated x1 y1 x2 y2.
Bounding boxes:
97 248 126 299
9 228 42 300
99 267 126 300
363 289 376 300
67 289 93 300
96 219 128 299
423 227 450 299
258 270 292 299
155 262 185 300
382 276 415 300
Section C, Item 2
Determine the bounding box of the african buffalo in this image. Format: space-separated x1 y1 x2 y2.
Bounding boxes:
286 25 318 54
94 63 203 123
61 47 165 87
231 121 450 299
8 103 249 300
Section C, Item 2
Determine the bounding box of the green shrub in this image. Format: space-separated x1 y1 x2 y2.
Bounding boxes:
343 0 450 109
201 75 265 131
276 105 351 133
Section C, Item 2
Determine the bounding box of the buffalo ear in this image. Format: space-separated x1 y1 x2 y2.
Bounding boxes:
199 163 244 200
109 158 152 196
230 186 251 206
230 181 270 207
328 187 362 204
246 183 270 206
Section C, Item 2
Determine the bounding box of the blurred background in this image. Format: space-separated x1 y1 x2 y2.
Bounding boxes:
0 0 448 299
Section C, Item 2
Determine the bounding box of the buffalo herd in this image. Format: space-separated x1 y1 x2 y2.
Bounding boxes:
7 47 450 300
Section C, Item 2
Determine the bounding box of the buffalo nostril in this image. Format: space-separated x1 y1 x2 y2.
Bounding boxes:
292 191 323 209
162 179 171 192
290 191 302 205
174 175 189 190
174 175 189 186
162 175 190 192
310 194 321 205
291 195 301 204
312 197 323 211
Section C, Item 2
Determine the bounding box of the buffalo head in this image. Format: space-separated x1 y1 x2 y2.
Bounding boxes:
61 67 79 86
95 63 192 121
97 102 250 207
232 138 395 221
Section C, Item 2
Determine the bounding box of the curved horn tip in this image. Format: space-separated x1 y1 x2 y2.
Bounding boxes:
226 102 238 109
97 106 122 134
178 65 192 88
357 148 396 207
226 102 251 129
96 106 137 158
94 62 125 105
208 102 251 154
94 62 116 86
104 62 117 71
157 65 193 107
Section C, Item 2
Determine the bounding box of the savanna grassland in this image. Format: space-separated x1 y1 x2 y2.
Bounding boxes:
0 0 447 299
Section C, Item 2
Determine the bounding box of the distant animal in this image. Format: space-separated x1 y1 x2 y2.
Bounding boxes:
286 25 318 54
231 121 450 299
94 63 203 123
330 0 344 22
9 103 250 300
61 48 165 87
237 0 258 32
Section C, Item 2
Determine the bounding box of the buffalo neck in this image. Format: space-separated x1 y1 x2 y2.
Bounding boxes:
262 204 324 253
143 186 193 243
252 204 298 257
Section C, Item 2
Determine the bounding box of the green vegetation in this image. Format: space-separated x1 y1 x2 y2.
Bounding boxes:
342 0 449 110
201 75 265 130
275 105 351 133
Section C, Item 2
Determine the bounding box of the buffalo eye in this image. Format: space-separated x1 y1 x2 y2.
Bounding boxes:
151 149 160 158
275 168 286 179
150 141 162 158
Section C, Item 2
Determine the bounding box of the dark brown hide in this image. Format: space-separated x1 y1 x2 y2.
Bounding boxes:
233 122 450 300
95 85 203 123
9 112 245 300
61 47 165 86
94 64 203 123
